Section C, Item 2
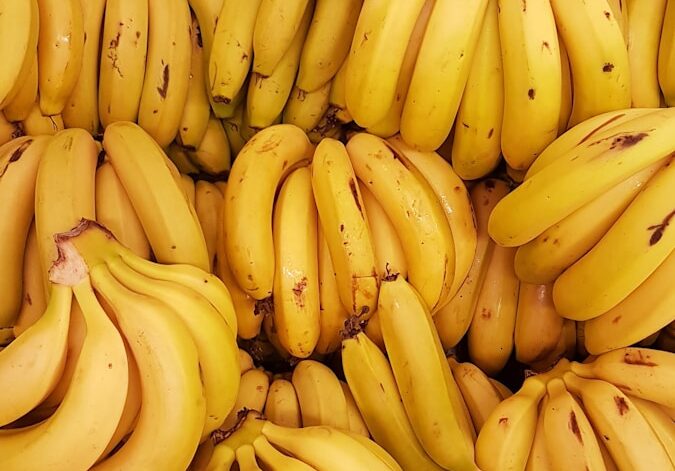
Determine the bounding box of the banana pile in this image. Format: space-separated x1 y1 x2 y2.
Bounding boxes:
476 347 675 471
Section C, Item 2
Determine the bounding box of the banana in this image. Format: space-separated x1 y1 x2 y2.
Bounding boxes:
341 331 442 470
264 378 302 428
387 135 477 299
62 0 106 132
208 0 262 106
490 378 514 400
0 136 50 327
514 159 666 284
224 124 311 299
222 368 270 429
253 435 316 471
629 396 675 464
88 264 205 471
292 360 349 429
659 0 675 106
36 0 84 115
553 157 675 320
498 0 561 170
339 381 369 437
0 0 38 108
177 13 211 149
282 82 332 133
21 102 65 135
179 174 196 222
195 180 223 270
563 372 673 471
0 285 70 426
106 255 239 441
3 51 38 122
98 0 149 127
543 378 606 471
311 137 378 316
557 32 573 135
239 348 255 374
515 284 565 366
0 276 127 470
448 358 503 433
236 443 262 471
272 167 320 358
95 162 151 259
0 113 23 145
525 397 552 471
295 0 362 93
378 276 475 470
137 0 191 148
549 0 631 127
451 0 503 179
626 0 667 108
607 0 629 44
262 312 294 361
346 133 455 312
261 421 399 471
328 59 352 124
247 1 313 129
103 121 210 271
584 250 675 354
434 179 509 349
187 116 231 175
35 129 97 294
13 222 47 337
488 107 675 247
467 243 519 376
223 103 247 156
315 225 350 355
475 376 547 471
167 143 200 174
345 0 426 128
570 347 675 408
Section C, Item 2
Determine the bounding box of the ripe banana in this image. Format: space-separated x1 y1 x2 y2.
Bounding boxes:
625 0 667 108
311 137 378 317
137 0 191 148
498 0 561 170
292 360 349 429
21 102 65 136
346 133 455 312
328 59 352 124
525 397 552 471
223 103 247 156
62 0 106 132
448 358 503 433
378 276 475 470
553 157 675 320
167 143 200 174
451 0 503 180
36 0 84 116
515 283 565 366
340 381 369 437
194 180 223 270
222 368 270 429
557 32 573 135
272 167 320 358
0 0 38 109
103 121 210 271
629 395 675 464
98 0 149 127
3 53 38 122
345 0 426 128
659 0 675 106
13 222 47 337
550 0 631 126
264 378 302 428
187 116 232 175
282 82 332 133
253 435 316 470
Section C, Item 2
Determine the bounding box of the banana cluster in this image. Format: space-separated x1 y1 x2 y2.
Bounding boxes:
489 107 675 355
476 347 675 470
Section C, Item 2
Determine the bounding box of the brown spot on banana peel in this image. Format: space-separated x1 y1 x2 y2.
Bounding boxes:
348 178 364 215
614 396 630 415
0 139 32 177
292 277 308 308
578 113 627 145
498 417 509 426
569 411 583 444
603 63 614 72
157 64 170 99
528 88 536 100
623 349 658 367
254 297 274 317
647 208 674 246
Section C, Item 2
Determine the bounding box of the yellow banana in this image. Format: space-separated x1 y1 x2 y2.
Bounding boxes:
550 0 631 127
223 103 247 156
195 180 223 271
557 32 573 135
451 0 503 179
311 137 378 317
658 0 675 106
13 222 47 337
282 82 332 133
607 0 629 44
221 368 270 429
0 0 38 109
378 276 475 470
137 0 191 148
448 358 503 433
166 143 200 174
339 381 369 437
98 0 149 127
62 0 106 132
239 348 255 374
224 124 311 300
36 0 84 115
179 174 196 222
553 158 675 320
103 121 210 271
253 435 316 471
272 167 320 358
625 0 667 108
628 395 675 464
328 59 352 124
292 359 349 429
3 48 38 122
515 283 565 366
21 102 65 136
525 398 552 471
346 133 455 312
498 0 561 170
490 378 514 400
247 1 313 129
187 116 231 175
264 378 302 428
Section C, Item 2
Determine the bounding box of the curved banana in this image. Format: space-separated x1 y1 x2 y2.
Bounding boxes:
563 372 673 470
194 180 223 270
253 435 315 470
13 222 47 337
448 358 503 433
557 31 573 135
339 381 369 437
498 0 561 170
272 167 320 358
103 121 210 271
222 368 270 429
0 0 38 109
659 0 675 106
137 0 191 148
21 102 65 136
264 378 302 428
451 0 503 179
515 283 564 366
98 0 149 127
584 250 675 354
187 116 232 175
224 124 311 299
3 49 38 123
570 348 675 409
553 157 675 320
36 0 84 115
292 359 349 429
378 276 475 470
311 137 378 316
549 0 631 126
62 0 106 132
629 396 675 464
346 133 454 312
282 82 332 133
525 397 552 471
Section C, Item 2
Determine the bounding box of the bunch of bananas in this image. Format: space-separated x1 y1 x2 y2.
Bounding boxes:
476 347 675 470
